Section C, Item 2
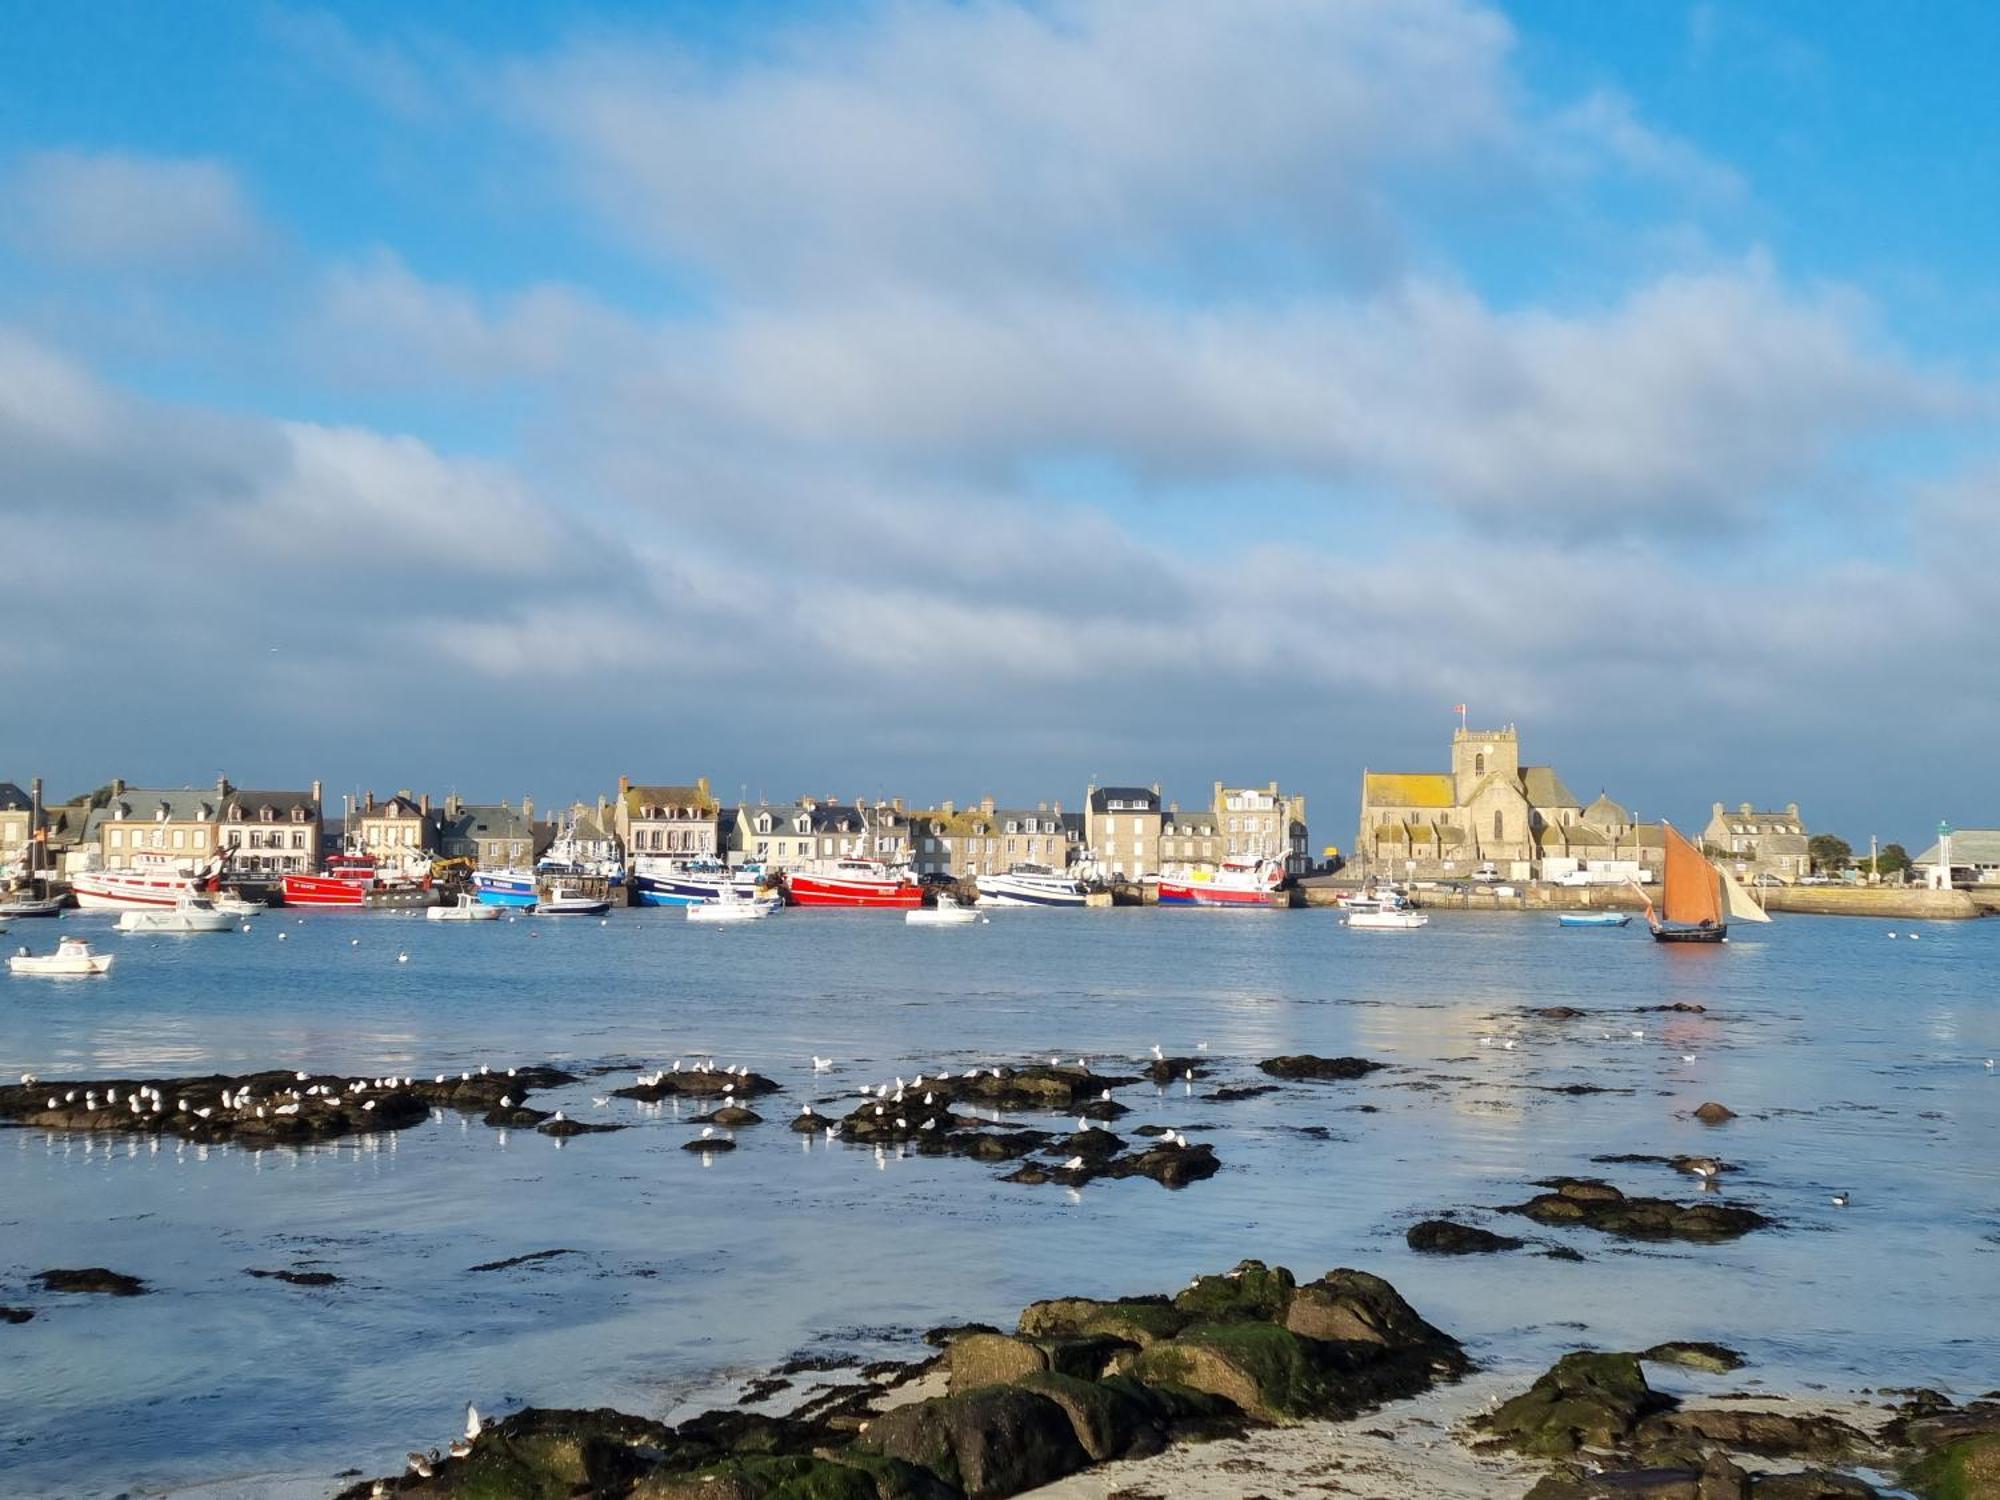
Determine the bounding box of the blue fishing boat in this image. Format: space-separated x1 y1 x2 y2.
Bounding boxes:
1557 911 1631 928
631 858 766 908
472 869 537 908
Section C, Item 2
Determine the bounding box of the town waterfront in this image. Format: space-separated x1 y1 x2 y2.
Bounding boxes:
3 907 1997 1497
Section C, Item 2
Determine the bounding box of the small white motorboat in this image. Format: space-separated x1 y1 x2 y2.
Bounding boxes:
906 894 983 926
686 886 782 923
427 893 500 923
212 890 266 917
537 886 612 917
116 894 236 934
1344 892 1428 930
10 935 115 976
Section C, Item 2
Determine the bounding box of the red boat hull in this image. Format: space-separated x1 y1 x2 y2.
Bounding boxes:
1157 880 1283 908
787 874 924 908
281 874 368 907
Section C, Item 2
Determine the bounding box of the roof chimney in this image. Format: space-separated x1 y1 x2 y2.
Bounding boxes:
619 774 630 798
111 777 125 797
313 780 324 807
420 792 431 815
216 772 230 798
522 795 534 822
979 795 995 816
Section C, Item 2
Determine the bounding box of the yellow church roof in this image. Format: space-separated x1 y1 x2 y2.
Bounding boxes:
1363 772 1455 809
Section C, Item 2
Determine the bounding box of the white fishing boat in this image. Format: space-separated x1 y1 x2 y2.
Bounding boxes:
975 864 1088 907
426 893 500 923
72 853 223 912
212 891 266 916
537 886 612 917
686 885 782 923
115 895 235 934
9 935 115 976
906 894 982 926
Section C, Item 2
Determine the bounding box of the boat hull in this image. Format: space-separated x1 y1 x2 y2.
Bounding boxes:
1652 924 1727 944
633 871 764 907
72 872 203 912
116 911 235 934
539 899 612 917
974 875 1087 907
787 875 923 909
472 872 537 908
1157 881 1283 908
280 875 435 909
1559 913 1632 928
0 897 66 918
686 898 782 923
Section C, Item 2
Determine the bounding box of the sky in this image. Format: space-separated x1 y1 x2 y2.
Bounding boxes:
1 0 1994 848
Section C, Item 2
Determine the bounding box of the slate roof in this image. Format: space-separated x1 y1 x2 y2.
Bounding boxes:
1583 792 1630 826
1914 830 2000 866
625 783 717 817
1521 766 1580 808
0 782 29 812
1089 785 1161 814
440 804 533 842
224 789 320 821
84 788 227 840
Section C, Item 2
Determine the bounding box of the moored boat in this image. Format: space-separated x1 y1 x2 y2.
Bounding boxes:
538 886 612 917
72 855 220 912
786 860 924 909
1158 856 1286 908
116 895 235 934
9 935 114 976
427 893 499 923
906 894 981 926
280 851 435 909
0 893 66 918
1558 911 1632 928
472 869 538 908
631 858 766 908
1344 891 1428 929
686 885 782 923
975 864 1087 907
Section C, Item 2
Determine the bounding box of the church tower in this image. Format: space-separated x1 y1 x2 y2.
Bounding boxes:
1452 725 1519 804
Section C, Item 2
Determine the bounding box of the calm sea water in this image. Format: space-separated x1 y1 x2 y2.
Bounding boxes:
2 905 1995 1497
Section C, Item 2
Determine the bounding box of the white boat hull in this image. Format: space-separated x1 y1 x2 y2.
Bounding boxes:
686 897 782 923
1345 910 1429 930
427 898 500 923
906 907 980 925
974 871 1087 907
72 871 204 911
116 909 235 934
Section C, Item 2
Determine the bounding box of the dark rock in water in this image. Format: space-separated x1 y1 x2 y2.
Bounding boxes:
683 1136 736 1152
945 1063 1139 1110
1079 1098 1130 1120
633 1454 886 1499
788 1110 828 1133
245 1267 340 1287
1503 1176 1769 1241
37 1267 146 1296
1099 1141 1220 1188
1406 1219 1524 1255
1257 1055 1386 1082
923 1323 1002 1348
1480 1351 1673 1456
1002 1163 1050 1185
484 1105 552 1127
1544 1246 1586 1262
538 1117 625 1137
856 1383 1091 1496
1531 1007 1591 1020
466 1248 578 1273
1524 1454 1743 1499
1144 1056 1206 1085
1694 1101 1738 1124
1640 1002 1708 1014
1206 1084 1280 1102
694 1106 763 1127
1641 1341 1744 1373
614 1068 780 1102
1 1306 34 1323
960 1130 1050 1162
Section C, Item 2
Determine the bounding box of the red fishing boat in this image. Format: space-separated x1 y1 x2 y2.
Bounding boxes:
786 859 924 908
1158 856 1286 908
280 851 434 909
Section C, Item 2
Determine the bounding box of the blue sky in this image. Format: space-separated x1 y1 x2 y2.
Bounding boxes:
1 1 1994 847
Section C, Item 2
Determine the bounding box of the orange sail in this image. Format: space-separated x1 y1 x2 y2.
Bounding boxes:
1660 822 1723 929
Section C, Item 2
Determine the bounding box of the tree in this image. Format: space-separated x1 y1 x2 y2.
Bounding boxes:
1861 843 1912 879
1807 834 1853 874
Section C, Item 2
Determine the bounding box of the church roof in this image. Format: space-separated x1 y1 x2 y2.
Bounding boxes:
1362 772 1454 809
1521 766 1580 808
1583 792 1630 824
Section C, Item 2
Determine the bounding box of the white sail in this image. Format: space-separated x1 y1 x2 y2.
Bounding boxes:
1719 867 1772 924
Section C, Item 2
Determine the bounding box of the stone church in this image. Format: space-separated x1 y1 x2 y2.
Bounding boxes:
1356 725 1649 880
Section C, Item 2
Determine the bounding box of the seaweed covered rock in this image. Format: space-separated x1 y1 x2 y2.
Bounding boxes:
1407 1218 1525 1255
1257 1055 1386 1082
1640 1342 1745 1373
1639 1408 1868 1462
1172 1260 1296 1324
1279 1268 1462 1363
1903 1433 2000 1500
1505 1178 1769 1241
37 1267 146 1296
857 1385 1089 1497
1013 1371 1170 1463
946 1333 1129 1393
1130 1321 1334 1424
629 1454 882 1500
1482 1352 1673 1457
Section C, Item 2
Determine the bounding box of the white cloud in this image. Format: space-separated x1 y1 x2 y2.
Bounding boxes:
3 150 268 272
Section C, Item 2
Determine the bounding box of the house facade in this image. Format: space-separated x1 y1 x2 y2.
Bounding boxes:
1158 804 1222 871
1084 784 1163 881
438 796 538 869
1701 802 1810 882
219 784 325 875
1911 828 2000 887
1215 781 1310 872
355 791 439 864
0 781 29 876
618 777 720 861
908 800 1070 879
1357 725 1594 880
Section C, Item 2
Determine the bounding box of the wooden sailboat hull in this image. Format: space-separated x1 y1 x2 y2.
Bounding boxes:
1651 923 1727 944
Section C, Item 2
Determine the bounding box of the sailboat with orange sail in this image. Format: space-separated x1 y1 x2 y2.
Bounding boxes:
1633 823 1773 944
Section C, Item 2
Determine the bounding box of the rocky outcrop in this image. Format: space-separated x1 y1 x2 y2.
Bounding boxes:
1481 1352 1676 1456
1257 1055 1387 1082
36 1267 146 1296
1407 1218 1525 1254
1503 1178 1769 1241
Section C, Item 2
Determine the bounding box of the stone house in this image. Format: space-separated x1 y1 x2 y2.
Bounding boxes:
1158 804 1222 872
1357 726 1588 880
354 791 439 866
908 799 1070 879
219 785 325 876
0 781 29 875
729 802 823 868
1085 784 1163 881
618 777 720 861
547 800 622 868
1215 781 1310 873
1700 802 1810 882
437 796 538 869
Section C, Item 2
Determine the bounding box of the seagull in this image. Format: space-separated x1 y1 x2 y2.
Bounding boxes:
295 1071 309 1082
1150 1044 1164 1060
350 938 360 947
1062 1156 1085 1170
1887 932 1898 939
465 1403 484 1440
799 1104 815 1116
1100 1089 1112 1102
551 1110 566 1123
1479 1036 1495 1047
1630 1029 1645 1040
278 932 287 941
1681 1054 1698 1063
1502 1039 1517 1051
20 1073 36 1087
500 1096 513 1108
1049 1056 1060 1067
812 1056 833 1072
700 1126 715 1140
1985 1059 1995 1069
397 952 409 964
592 1096 610 1108
1196 1041 1209 1051
407 1452 435 1478
1831 1192 1850 1208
